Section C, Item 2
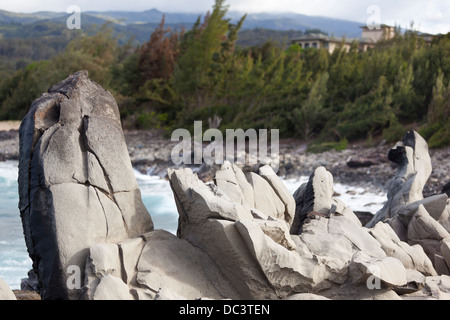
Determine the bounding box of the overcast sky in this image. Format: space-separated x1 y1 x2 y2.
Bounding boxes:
1 0 449 34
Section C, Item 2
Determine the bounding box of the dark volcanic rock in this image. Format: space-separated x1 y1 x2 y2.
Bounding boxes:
443 182 450 197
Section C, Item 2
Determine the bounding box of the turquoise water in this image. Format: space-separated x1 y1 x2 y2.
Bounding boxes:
0 161 31 291
0 161 178 290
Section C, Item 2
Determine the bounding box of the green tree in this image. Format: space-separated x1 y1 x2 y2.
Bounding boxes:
292 72 329 139
0 24 120 120
173 0 245 117
421 71 450 147
331 76 395 141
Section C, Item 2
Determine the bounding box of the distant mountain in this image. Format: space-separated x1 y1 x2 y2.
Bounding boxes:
0 9 363 38
230 12 362 37
0 10 65 24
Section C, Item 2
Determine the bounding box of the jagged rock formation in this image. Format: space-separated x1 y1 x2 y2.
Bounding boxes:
365 130 450 279
18 71 153 300
18 72 450 300
367 130 433 227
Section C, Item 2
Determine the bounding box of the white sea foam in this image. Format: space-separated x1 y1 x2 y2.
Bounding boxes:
282 177 386 214
134 169 179 235
0 160 18 184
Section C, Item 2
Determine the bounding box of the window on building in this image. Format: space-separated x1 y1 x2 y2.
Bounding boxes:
312 42 318 48
305 43 310 48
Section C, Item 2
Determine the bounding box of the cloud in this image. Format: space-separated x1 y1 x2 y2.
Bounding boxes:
1 0 448 34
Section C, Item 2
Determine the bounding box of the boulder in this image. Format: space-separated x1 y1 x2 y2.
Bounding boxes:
18 71 153 299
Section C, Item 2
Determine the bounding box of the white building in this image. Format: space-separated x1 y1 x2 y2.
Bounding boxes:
360 24 396 43
289 25 397 53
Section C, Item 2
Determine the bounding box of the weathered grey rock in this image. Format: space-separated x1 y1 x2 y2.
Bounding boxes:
434 255 450 276
83 230 241 300
168 166 279 299
322 284 402 300
441 241 450 271
18 71 153 299
369 222 437 276
167 159 450 300
402 275 450 300
0 278 16 300
407 205 450 262
181 218 277 299
290 166 361 234
438 204 450 233
393 269 426 295
284 293 331 300
348 251 407 288
397 194 448 225
235 219 319 297
136 230 239 300
295 216 353 285
328 215 385 257
367 130 432 227
246 172 286 222
258 165 296 226
92 275 134 300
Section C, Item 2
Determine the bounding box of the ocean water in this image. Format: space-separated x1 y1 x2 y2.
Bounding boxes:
0 161 386 290
0 161 31 291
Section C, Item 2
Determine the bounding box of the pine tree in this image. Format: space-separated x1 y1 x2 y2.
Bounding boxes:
293 72 329 139
422 71 450 147
138 16 183 82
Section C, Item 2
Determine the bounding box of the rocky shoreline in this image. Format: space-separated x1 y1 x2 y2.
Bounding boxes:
124 129 450 198
2 71 450 301
1 127 449 197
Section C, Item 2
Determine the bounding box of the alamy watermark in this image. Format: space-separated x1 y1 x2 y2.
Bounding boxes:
366 5 381 30
366 265 381 290
66 5 81 30
171 121 280 173
66 265 81 290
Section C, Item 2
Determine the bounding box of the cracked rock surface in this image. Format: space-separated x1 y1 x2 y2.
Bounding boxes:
18 71 153 300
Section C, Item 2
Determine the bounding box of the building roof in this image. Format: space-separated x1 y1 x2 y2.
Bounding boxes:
290 33 329 41
360 24 395 30
290 33 358 44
